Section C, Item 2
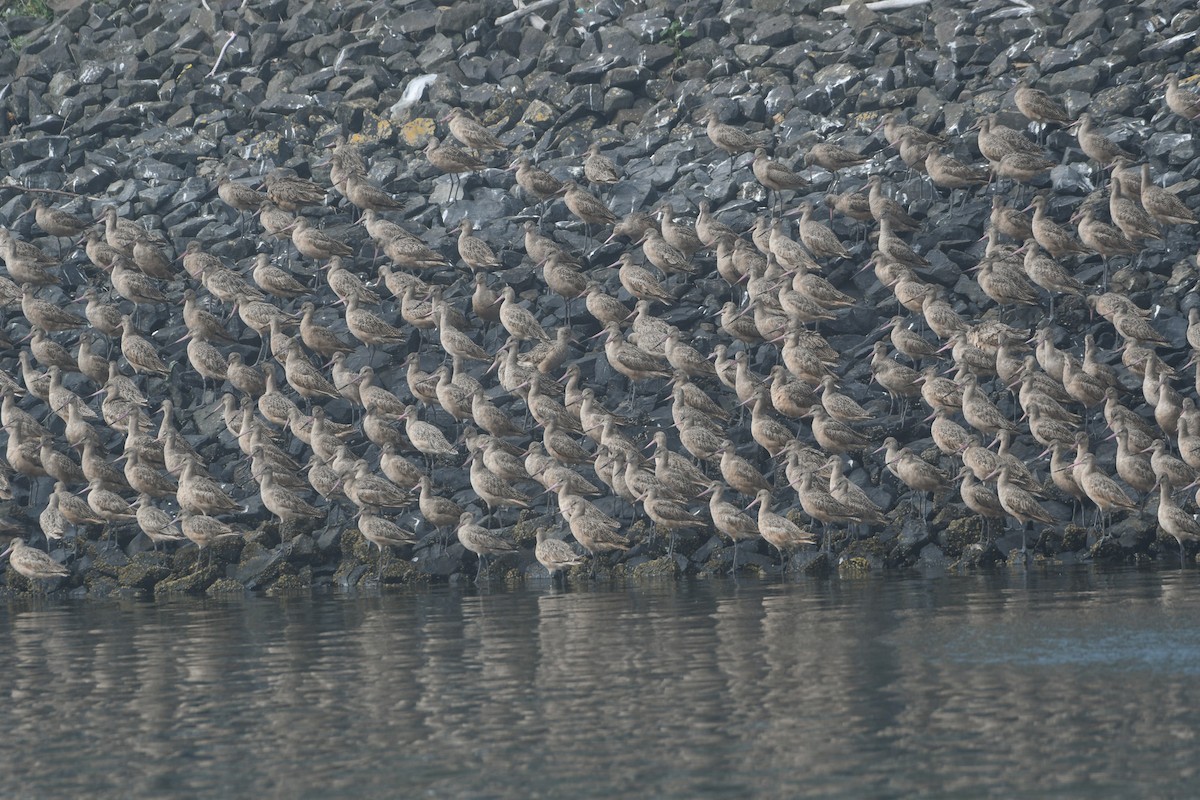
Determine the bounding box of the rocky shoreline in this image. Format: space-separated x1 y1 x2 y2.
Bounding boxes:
0 0 1197 596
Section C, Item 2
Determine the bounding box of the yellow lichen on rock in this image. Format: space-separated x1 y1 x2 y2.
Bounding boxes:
401 117 436 147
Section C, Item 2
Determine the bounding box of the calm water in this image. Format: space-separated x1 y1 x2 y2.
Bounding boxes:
3 567 1199 798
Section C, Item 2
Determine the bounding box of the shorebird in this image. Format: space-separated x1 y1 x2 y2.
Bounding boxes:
1 538 70 586
877 436 947 519
1072 113 1136 168
804 141 869 186
583 143 620 196
425 136 485 196
752 148 808 212
701 108 763 174
180 513 241 569
261 168 327 211
748 490 815 572
534 529 586 582
455 511 518 581
1014 78 1072 142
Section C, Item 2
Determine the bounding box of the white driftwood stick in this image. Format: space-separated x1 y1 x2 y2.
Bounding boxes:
823 0 930 15
496 0 559 26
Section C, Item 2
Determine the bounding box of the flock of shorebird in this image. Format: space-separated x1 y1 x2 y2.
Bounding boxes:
1 72 1199 588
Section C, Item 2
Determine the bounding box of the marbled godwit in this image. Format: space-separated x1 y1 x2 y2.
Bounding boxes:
1107 180 1161 246
826 456 886 525
399 405 457 465
134 495 185 551
122 449 176 499
29 198 88 241
674 414 722 463
876 112 945 148
818 376 872 422
80 227 121 272
1014 79 1072 142
870 340 921 413
924 146 988 204
558 494 626 570
37 490 68 550
0 227 57 284
1074 451 1139 532
583 142 620 193
1138 164 1197 226
28 329 74 374
598 322 670 399
862 175 919 233
51 479 103 528
225 353 265 398
20 284 84 332
511 156 564 217
915 366 963 416
85 476 137 533
989 463 1056 550
257 466 324 522
878 436 947 518
1 537 69 584
130 231 174 280
257 200 295 246
344 294 405 353
181 289 236 345
701 108 762 173
1111 425 1156 495
177 460 241 516
96 205 145 254
823 188 874 231
341 460 410 511
988 196 1033 242
456 511 518 580
1072 114 1136 167
752 148 808 211
763 367 820 422
696 200 738 247
262 168 327 212
454 217 500 272
217 172 266 231
494 285 548 343
794 469 869 551
1162 74 1200 121
445 108 504 154
930 408 971 456
523 221 580 268
563 181 618 239
1019 239 1083 314
792 201 850 261
342 172 402 215
804 141 868 186
424 136 485 195
1027 195 1088 258
357 509 416 574
1144 440 1196 493
116 316 170 377
292 217 354 262
640 227 694 276
975 114 1044 161
896 133 932 174
748 489 815 571
876 315 936 364
806 405 870 455
180 512 241 569
249 253 307 300
535 528 587 581
767 219 820 274
715 440 769 498
637 485 704 553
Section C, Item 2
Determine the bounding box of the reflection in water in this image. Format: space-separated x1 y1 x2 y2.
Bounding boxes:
2 568 1199 798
